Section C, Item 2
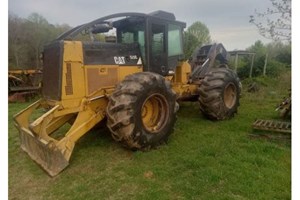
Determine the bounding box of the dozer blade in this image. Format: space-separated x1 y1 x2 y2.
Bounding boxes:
14 97 107 176
19 127 69 176
13 100 72 176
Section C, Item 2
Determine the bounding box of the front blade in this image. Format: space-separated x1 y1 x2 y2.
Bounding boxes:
18 127 69 177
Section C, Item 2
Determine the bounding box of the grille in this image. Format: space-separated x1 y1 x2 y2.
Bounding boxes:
42 41 63 100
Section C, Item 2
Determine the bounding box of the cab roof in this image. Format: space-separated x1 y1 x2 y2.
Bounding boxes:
56 10 186 40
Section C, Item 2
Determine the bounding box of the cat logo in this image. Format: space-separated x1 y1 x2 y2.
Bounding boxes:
114 56 125 65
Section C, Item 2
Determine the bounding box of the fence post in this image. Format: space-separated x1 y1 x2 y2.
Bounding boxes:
234 53 238 72
263 53 268 76
249 54 255 78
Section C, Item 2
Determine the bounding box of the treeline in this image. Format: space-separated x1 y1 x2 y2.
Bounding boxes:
8 13 71 69
232 40 291 79
8 12 291 78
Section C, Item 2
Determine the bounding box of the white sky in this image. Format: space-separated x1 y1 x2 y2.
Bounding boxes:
8 0 275 51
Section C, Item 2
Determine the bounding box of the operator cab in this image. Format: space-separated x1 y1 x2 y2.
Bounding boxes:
57 11 186 76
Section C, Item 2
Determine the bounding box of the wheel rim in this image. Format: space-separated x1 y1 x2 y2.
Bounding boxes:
141 93 169 133
224 83 237 109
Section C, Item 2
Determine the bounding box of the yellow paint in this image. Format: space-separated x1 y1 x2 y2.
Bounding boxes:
63 41 83 62
9 69 39 75
14 96 108 176
61 41 86 101
174 61 191 84
118 66 143 80
99 67 108 75
171 83 199 98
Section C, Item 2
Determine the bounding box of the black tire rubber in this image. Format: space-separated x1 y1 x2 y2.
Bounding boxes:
198 67 241 120
106 72 177 150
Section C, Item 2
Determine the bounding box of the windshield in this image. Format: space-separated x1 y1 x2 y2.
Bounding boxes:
116 18 146 63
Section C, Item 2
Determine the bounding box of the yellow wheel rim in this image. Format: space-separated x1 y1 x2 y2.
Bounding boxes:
141 93 169 133
224 83 237 109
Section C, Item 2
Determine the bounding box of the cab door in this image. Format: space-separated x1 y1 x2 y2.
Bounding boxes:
149 22 168 75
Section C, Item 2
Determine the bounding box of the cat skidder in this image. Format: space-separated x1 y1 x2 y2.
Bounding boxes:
14 11 241 176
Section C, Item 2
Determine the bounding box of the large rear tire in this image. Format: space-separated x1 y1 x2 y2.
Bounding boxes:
198 67 241 120
106 72 177 150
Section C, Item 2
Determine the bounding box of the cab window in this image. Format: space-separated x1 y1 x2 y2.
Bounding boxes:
168 24 183 56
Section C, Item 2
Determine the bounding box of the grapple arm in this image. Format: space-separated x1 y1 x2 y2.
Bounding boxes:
189 43 229 80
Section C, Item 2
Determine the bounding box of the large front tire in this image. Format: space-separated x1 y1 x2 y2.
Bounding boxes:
106 72 177 150
198 67 241 120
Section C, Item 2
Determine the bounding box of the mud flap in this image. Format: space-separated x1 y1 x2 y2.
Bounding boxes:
19 127 69 176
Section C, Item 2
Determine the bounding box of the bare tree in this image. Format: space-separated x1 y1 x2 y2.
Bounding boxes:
8 13 26 69
250 0 291 42
9 12 72 69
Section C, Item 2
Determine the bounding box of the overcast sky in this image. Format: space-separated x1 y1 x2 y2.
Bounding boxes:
8 0 276 50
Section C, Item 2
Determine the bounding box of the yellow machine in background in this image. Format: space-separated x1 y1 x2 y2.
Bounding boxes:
14 11 241 176
9 69 42 102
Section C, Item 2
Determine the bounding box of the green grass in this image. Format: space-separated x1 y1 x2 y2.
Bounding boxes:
8 72 291 200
